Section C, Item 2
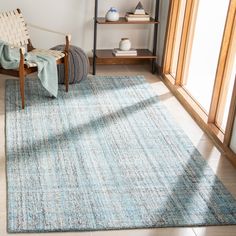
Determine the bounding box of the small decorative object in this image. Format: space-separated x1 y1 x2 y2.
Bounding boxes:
119 38 132 51
134 1 146 15
105 7 120 22
125 1 150 22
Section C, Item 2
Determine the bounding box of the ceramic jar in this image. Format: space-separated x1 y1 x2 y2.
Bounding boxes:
105 7 119 22
119 38 132 51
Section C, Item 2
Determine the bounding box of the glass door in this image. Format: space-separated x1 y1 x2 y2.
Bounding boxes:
182 0 231 113
215 26 236 132
162 0 236 159
230 115 236 153
169 0 187 78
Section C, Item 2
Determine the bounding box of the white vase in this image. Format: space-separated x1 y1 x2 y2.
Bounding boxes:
105 7 119 22
119 38 132 51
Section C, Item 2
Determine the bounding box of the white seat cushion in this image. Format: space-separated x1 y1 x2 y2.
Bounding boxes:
25 49 65 67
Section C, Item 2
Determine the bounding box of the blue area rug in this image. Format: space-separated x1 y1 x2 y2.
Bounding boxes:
6 76 236 233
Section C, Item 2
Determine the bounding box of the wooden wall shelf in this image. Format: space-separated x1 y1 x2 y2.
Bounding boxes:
96 17 159 25
92 0 160 75
95 49 158 59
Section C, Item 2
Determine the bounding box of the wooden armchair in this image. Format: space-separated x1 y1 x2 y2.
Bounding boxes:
0 9 70 109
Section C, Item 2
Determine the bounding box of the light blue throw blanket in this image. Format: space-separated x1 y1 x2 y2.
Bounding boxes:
0 40 58 97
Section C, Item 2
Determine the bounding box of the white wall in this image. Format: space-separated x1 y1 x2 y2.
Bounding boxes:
230 115 236 153
0 0 169 64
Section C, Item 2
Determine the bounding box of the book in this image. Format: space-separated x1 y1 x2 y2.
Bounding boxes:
113 48 137 54
125 12 150 22
112 49 138 57
113 52 137 57
126 12 150 18
126 16 150 22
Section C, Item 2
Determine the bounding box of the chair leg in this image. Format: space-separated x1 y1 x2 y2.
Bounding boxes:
19 48 25 109
19 73 25 109
64 54 69 92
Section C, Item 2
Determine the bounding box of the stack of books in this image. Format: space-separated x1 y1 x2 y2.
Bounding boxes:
112 48 137 57
125 2 150 22
125 12 150 22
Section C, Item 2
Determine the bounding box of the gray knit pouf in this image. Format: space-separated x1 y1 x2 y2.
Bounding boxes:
51 45 90 84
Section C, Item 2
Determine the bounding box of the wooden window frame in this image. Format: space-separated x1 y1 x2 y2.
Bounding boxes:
163 0 182 75
224 76 236 148
162 0 236 167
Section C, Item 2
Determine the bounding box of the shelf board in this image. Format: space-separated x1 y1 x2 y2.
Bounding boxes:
95 49 157 59
96 17 159 25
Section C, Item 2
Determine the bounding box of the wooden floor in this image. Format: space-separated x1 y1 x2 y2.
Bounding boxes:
0 65 236 236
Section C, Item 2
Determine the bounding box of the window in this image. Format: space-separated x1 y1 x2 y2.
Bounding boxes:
230 115 236 153
169 0 186 78
216 25 236 132
183 0 230 113
163 0 236 159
